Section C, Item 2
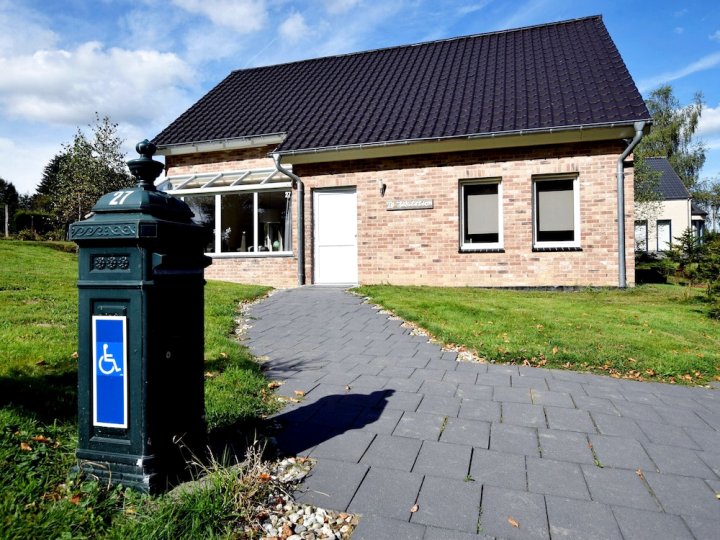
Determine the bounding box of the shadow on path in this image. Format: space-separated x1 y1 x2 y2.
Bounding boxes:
268 390 393 457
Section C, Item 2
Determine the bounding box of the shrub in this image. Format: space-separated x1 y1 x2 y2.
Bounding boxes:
635 252 675 284
15 228 41 241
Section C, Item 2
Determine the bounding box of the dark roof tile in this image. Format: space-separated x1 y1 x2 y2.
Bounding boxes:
645 157 691 200
154 15 650 152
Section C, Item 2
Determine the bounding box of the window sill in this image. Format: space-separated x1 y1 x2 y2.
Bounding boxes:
459 248 505 253
208 252 295 259
532 247 583 252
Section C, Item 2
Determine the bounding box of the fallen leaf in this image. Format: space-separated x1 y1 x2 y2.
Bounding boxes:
345 385 352 391
715 493 720 500
636 469 645 481
32 435 52 444
410 504 419 513
551 346 558 355
70 494 81 505
20 442 32 452
204 371 216 378
71 352 79 359
508 516 520 528
294 390 305 397
258 473 271 482
35 359 47 366
220 352 228 358
267 381 282 389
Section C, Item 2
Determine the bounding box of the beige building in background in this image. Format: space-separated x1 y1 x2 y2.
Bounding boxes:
634 158 706 253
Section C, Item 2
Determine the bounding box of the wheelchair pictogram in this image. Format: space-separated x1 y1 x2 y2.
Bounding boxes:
98 343 122 375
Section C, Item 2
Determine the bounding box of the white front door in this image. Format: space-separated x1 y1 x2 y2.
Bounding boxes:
314 189 358 284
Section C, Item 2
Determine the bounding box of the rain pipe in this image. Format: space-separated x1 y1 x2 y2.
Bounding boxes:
273 154 305 285
617 121 647 288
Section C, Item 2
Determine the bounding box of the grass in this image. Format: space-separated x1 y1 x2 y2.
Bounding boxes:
0 240 279 538
356 284 720 385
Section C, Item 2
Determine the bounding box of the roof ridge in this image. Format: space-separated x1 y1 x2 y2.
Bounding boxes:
232 14 603 74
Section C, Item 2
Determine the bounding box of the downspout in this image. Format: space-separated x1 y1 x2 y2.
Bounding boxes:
617 121 647 288
273 154 305 285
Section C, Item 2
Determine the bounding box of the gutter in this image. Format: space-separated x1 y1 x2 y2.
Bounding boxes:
617 121 647 288
274 119 651 157
272 154 305 286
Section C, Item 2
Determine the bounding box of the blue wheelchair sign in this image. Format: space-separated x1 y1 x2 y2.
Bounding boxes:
92 316 128 428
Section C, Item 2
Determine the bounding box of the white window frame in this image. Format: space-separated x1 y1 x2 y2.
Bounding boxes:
532 174 581 249
162 167 294 258
460 179 503 251
657 219 671 252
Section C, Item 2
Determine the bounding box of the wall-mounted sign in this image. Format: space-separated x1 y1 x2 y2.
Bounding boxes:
92 315 128 428
386 199 433 211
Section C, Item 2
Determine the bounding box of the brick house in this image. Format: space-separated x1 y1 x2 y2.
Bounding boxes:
634 157 707 253
153 15 651 288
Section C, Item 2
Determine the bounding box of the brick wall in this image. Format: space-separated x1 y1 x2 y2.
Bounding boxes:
165 142 636 288
204 256 297 288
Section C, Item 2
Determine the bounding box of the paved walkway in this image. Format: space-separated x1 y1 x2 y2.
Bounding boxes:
246 287 720 539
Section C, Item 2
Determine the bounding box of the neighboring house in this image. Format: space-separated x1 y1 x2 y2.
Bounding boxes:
634 157 706 253
153 15 651 288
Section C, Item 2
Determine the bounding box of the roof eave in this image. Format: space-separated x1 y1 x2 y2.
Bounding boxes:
276 120 652 165
156 133 286 156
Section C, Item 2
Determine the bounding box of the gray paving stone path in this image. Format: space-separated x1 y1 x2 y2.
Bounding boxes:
246 287 720 539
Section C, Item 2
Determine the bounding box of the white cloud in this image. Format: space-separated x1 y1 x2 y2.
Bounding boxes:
674 27 684 35
457 1 493 16
706 138 720 151
697 104 720 138
638 51 720 93
279 12 310 43
324 0 361 15
172 0 267 33
0 42 195 126
0 136 61 195
496 0 551 30
0 2 58 56
710 30 720 42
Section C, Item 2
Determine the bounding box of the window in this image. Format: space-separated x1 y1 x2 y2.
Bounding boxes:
460 181 502 250
184 190 292 255
161 166 294 257
657 220 671 252
634 220 648 252
185 195 215 252
533 176 580 248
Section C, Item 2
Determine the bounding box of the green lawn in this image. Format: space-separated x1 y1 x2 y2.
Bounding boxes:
0 240 278 538
356 284 720 385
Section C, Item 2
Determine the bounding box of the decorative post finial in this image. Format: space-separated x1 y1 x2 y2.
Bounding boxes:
127 139 165 191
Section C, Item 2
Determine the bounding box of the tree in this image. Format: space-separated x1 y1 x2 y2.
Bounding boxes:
693 177 720 233
635 85 706 198
0 177 19 234
52 115 133 229
32 152 69 229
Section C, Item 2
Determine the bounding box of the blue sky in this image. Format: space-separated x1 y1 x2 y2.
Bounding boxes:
1 0 719 195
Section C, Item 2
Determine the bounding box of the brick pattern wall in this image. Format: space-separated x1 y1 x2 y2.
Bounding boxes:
165 145 277 173
204 256 298 287
164 142 635 287
297 142 634 287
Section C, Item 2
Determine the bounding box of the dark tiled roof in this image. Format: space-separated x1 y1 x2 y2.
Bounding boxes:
691 202 707 216
154 15 650 152
645 157 691 200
